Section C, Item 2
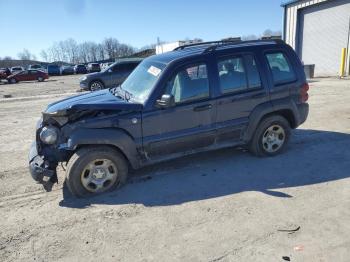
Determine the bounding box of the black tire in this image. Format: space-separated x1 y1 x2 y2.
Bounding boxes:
248 115 291 157
66 146 128 197
37 76 44 82
8 78 16 84
89 80 104 91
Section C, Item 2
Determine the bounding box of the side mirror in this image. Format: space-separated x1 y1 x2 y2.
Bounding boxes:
156 94 175 108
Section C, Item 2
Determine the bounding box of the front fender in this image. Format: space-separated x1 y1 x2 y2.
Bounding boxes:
66 128 141 169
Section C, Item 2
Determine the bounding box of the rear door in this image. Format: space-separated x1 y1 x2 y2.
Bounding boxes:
28 70 38 81
15 71 28 81
142 61 216 158
214 53 269 143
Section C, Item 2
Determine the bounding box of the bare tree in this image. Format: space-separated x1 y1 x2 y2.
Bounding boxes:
40 37 137 63
242 34 259 41
40 50 49 62
262 29 282 37
102 37 120 59
17 49 36 60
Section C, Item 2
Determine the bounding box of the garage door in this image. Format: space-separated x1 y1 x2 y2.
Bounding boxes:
297 0 350 76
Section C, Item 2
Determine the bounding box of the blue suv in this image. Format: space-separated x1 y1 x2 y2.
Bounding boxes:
29 40 309 197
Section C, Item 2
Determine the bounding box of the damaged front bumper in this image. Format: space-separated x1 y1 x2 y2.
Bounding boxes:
28 142 56 183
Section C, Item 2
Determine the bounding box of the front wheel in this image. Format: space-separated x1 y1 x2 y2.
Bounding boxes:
9 78 17 84
248 115 291 157
89 81 104 91
66 146 128 197
37 76 44 82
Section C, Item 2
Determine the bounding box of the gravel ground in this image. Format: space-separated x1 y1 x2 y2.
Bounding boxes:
0 76 349 262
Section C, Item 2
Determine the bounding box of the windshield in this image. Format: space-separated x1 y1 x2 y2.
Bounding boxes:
102 62 116 72
118 60 166 103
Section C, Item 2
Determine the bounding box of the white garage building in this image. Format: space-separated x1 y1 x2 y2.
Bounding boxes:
282 0 350 76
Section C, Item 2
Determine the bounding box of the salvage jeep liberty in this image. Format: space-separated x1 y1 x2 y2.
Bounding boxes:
29 40 309 197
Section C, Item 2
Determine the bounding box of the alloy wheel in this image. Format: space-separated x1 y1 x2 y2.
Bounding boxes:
90 82 102 91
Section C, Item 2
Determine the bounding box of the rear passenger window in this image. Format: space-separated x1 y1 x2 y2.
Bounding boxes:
266 52 296 84
217 57 247 93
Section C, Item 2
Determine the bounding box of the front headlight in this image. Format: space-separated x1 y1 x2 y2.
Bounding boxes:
80 76 87 81
39 126 59 145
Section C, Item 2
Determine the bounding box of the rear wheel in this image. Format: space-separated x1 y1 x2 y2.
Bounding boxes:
66 146 128 197
248 115 291 157
37 76 44 82
89 81 104 91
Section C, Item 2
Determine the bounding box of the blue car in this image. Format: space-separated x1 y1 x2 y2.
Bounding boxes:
47 65 60 75
29 40 309 197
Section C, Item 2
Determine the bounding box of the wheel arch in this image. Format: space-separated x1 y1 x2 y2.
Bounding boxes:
66 128 141 169
244 102 297 143
89 79 105 88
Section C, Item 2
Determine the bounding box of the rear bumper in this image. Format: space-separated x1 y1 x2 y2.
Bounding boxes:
296 103 309 126
28 142 55 182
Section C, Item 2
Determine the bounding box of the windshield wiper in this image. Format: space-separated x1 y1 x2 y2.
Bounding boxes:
110 86 125 100
124 89 134 102
110 85 135 102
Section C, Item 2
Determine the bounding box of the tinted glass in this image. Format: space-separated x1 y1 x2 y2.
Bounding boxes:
218 57 247 93
112 63 139 72
266 52 296 84
165 63 209 103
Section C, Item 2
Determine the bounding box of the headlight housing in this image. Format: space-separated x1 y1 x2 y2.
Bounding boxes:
39 126 59 145
80 76 87 81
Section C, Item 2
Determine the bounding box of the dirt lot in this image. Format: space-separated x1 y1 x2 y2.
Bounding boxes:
0 76 349 262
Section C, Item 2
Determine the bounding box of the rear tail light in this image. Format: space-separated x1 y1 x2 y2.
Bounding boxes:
301 83 309 102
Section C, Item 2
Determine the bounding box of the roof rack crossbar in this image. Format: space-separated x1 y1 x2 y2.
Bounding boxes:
173 39 285 53
202 39 285 53
173 41 231 51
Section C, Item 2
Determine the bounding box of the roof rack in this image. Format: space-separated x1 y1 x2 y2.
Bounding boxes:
173 39 285 53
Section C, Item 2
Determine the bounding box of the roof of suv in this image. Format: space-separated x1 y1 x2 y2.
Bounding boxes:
150 40 287 65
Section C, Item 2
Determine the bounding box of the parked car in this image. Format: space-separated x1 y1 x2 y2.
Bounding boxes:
80 59 142 91
7 69 48 83
29 40 309 197
87 63 101 73
74 64 87 74
10 66 24 74
47 65 60 75
29 64 44 70
60 66 75 75
100 62 113 71
0 68 11 79
0 71 7 80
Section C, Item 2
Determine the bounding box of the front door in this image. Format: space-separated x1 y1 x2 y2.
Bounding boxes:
28 70 38 81
142 62 216 159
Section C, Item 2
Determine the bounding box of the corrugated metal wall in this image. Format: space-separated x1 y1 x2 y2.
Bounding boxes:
284 0 328 49
298 0 350 76
284 0 350 76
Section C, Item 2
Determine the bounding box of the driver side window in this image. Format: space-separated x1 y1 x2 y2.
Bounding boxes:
164 63 209 103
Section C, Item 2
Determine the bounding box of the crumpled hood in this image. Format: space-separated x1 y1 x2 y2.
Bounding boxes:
45 89 142 115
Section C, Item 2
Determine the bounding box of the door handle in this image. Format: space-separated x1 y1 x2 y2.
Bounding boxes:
193 104 212 112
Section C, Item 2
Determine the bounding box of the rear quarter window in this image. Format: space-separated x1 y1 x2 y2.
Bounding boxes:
265 52 296 85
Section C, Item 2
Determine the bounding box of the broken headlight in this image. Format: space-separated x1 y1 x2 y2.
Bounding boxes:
39 126 59 145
